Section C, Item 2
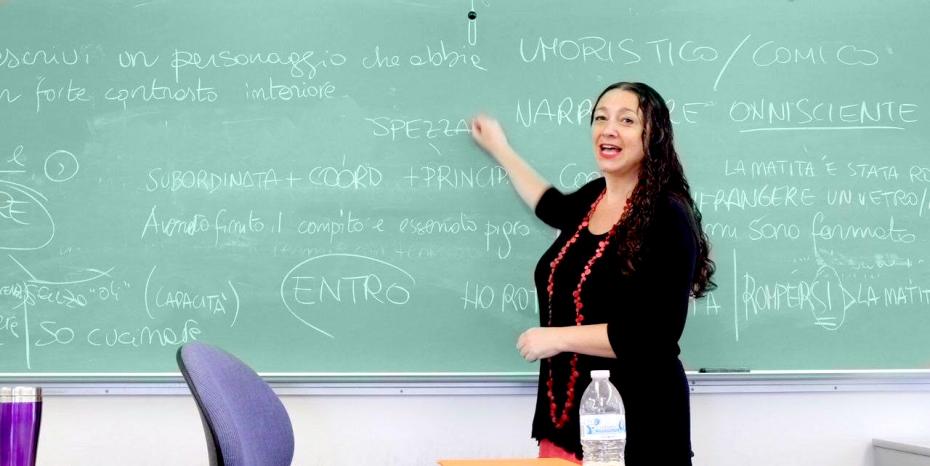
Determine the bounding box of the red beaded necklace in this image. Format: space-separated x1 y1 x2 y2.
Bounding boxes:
545 188 633 429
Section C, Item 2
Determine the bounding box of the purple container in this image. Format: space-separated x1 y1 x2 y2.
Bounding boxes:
3 387 41 466
0 387 12 466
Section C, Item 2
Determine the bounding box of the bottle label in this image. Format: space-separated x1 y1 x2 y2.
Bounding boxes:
579 413 626 441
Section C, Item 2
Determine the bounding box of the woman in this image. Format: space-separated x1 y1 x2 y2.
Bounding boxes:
470 82 715 465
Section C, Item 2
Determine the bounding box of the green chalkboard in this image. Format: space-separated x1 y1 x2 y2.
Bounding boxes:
1 0 929 376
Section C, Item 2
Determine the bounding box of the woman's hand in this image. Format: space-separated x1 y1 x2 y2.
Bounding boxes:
468 113 550 211
470 114 510 155
517 327 564 362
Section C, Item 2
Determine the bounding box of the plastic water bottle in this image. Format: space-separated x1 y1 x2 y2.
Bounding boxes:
579 370 625 466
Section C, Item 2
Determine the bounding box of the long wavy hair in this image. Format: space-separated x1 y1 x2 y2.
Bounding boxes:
591 82 716 298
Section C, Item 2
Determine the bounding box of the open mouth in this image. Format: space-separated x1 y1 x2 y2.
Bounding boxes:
599 144 621 159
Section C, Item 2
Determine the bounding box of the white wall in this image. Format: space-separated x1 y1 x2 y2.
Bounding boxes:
35 390 930 466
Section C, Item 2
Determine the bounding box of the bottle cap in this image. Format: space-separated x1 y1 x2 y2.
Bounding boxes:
590 370 610 379
12 386 42 403
0 386 12 402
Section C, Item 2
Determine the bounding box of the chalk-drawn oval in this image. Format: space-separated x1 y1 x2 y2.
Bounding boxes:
280 253 416 339
0 180 55 251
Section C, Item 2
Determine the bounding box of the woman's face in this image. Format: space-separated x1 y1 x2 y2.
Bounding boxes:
591 89 646 179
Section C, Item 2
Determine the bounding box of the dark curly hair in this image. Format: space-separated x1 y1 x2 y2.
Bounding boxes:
591 82 716 298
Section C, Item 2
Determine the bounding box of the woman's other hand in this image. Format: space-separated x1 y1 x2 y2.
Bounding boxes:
517 327 563 362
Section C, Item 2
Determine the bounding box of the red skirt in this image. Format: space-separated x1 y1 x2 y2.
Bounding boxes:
539 439 582 464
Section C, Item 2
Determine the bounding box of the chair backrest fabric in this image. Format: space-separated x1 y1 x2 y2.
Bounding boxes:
178 341 295 466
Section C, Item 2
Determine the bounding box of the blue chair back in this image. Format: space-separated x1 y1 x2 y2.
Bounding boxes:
177 341 294 466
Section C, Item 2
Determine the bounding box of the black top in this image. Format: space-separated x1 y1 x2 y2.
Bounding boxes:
531 178 696 465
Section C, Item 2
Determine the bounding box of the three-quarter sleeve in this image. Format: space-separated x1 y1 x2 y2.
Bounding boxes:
534 179 605 230
606 197 698 361
534 186 570 229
